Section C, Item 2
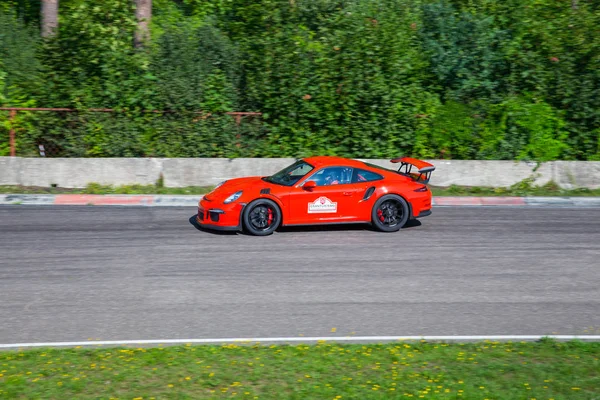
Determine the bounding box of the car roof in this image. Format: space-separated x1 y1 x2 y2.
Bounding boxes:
303 156 371 169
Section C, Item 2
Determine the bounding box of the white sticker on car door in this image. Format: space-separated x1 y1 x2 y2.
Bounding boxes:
308 196 338 213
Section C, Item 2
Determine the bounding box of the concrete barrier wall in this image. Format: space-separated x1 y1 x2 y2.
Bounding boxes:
1 157 599 189
162 158 296 187
553 161 600 189
362 159 555 188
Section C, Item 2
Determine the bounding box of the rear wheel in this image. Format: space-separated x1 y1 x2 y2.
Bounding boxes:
371 194 409 232
242 199 282 236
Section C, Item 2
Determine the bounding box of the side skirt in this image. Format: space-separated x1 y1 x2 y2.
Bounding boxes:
282 220 370 227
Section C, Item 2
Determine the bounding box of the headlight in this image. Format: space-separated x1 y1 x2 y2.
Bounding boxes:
224 191 243 204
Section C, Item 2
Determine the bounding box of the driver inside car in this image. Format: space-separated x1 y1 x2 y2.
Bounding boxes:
324 170 340 185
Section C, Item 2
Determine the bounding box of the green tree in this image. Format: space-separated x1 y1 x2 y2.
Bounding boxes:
0 0 598 160
420 0 509 103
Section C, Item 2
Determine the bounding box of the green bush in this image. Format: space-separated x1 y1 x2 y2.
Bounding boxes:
0 0 598 160
477 97 569 161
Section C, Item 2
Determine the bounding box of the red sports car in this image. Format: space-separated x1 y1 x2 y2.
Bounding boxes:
196 156 434 235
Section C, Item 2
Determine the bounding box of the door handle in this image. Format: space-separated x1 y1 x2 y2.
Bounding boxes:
343 191 353 196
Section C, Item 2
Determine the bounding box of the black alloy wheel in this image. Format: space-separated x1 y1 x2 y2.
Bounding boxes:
242 199 282 236
371 194 409 232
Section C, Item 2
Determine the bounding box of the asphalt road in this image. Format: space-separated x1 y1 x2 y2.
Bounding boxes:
1 205 599 344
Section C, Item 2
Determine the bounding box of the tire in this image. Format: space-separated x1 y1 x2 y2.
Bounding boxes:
242 199 282 236
371 194 410 232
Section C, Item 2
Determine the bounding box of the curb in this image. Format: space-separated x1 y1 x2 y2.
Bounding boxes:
1 194 600 207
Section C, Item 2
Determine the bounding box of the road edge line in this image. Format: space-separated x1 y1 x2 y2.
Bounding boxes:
2 335 600 349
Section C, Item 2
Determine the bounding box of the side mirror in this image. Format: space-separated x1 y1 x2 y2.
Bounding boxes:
302 180 316 190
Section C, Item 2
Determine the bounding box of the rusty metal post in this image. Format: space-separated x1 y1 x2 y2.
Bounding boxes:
9 110 16 157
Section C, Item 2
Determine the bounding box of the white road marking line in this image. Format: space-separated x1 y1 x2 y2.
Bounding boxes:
1 335 600 349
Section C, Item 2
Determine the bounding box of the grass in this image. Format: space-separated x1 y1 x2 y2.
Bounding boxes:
0 340 598 399
430 181 600 197
0 183 215 195
0 180 599 197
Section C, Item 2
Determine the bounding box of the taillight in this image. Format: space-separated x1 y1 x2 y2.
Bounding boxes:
414 186 428 192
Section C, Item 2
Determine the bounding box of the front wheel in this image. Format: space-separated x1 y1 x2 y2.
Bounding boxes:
242 199 282 236
371 194 409 232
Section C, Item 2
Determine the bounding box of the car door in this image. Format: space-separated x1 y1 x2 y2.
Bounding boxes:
286 166 363 225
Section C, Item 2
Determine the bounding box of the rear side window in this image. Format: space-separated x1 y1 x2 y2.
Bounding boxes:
352 168 383 183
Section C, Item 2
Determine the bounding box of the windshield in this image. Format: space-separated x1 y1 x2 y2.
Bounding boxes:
263 160 314 186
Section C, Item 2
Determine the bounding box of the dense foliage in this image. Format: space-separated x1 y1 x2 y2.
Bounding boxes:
0 0 599 159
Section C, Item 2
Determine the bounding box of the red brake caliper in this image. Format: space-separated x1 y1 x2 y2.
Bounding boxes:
377 209 384 222
267 208 273 226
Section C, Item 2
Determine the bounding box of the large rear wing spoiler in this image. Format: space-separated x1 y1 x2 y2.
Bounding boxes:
391 157 435 184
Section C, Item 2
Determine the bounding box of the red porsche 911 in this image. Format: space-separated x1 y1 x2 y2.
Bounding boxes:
196 156 434 235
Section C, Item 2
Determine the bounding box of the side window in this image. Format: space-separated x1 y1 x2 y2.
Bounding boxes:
310 167 353 186
352 168 383 183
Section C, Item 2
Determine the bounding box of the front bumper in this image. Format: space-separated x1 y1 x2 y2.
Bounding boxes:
196 199 245 232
